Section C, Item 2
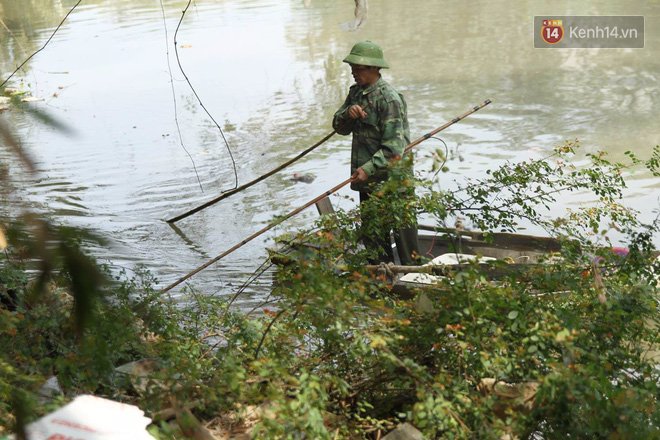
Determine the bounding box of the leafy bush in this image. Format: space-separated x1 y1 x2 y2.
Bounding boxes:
238 141 660 438
0 222 163 430
1 141 659 440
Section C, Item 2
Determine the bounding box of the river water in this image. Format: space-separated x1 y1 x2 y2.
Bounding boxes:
1 0 659 305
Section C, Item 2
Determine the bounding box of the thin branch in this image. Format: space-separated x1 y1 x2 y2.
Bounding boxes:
254 308 287 360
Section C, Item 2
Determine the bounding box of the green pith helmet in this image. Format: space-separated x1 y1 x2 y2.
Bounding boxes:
342 41 390 69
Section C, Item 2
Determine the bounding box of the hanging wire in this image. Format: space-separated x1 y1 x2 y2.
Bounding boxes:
426 136 467 257
159 0 204 192
0 0 83 90
429 136 449 183
174 0 239 190
419 136 451 257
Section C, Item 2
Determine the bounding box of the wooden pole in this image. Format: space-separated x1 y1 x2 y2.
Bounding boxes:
166 103 372 223
161 179 351 292
160 99 491 293
166 131 337 223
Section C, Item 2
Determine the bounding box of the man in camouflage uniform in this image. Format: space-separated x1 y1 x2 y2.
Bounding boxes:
332 41 419 265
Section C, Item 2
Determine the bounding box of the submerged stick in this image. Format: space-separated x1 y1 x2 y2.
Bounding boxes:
160 99 491 293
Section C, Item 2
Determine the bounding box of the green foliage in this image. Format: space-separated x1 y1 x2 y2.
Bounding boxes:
261 231 660 438
421 140 644 237
245 141 660 438
1 140 659 439
0 232 163 430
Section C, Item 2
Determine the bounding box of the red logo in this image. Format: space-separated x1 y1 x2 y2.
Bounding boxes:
542 19 564 44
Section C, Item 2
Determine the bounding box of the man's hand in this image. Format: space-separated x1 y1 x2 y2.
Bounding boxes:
351 167 368 182
348 105 368 119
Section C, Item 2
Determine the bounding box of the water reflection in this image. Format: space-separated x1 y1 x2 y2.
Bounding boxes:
1 0 659 305
0 0 64 66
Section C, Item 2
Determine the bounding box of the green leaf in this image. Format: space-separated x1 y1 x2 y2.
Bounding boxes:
507 310 519 320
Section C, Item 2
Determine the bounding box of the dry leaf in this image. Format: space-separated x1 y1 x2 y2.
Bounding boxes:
414 292 435 314
0 226 6 250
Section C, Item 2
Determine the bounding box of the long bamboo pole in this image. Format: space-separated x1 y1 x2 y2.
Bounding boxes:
166 103 371 223
166 131 334 223
160 99 491 293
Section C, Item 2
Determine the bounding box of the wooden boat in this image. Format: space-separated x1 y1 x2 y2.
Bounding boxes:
269 215 568 297
268 199 573 296
314 198 562 263
384 225 565 296
415 225 561 263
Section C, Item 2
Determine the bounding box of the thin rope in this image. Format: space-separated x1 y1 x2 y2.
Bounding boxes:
0 0 83 90
199 257 274 358
174 0 239 190
159 0 204 192
430 136 449 183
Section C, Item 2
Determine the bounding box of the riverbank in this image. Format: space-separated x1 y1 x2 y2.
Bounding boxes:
2 232 660 439
2 141 660 438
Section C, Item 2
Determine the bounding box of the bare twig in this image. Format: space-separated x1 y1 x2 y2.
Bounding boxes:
254 308 287 360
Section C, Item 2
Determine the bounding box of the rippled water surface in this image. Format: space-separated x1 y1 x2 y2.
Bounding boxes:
2 0 659 304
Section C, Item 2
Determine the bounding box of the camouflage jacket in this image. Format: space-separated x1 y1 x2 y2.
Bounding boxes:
332 77 411 192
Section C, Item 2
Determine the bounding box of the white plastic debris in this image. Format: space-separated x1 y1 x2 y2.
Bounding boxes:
399 253 496 285
22 395 155 440
38 376 63 403
398 272 441 285
428 253 496 266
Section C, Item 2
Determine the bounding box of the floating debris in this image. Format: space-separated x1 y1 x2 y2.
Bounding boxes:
289 172 316 183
